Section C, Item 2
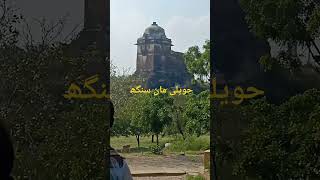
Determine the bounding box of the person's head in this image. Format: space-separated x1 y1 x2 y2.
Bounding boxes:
110 101 114 128
0 121 14 179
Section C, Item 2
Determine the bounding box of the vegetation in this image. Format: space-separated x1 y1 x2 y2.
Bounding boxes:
7 0 320 179
0 1 211 178
165 135 210 153
111 86 210 149
184 40 210 83
110 135 210 155
186 174 206 180
223 1 320 179
0 1 108 179
110 39 211 150
233 89 320 179
240 0 320 71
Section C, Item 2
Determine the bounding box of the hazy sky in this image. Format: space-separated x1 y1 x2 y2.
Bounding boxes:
111 0 210 73
13 0 83 41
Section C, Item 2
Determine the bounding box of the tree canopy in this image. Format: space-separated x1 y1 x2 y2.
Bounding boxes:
184 40 210 82
234 89 320 179
240 0 320 70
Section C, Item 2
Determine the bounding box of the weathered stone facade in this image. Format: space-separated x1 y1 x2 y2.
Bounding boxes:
134 22 192 88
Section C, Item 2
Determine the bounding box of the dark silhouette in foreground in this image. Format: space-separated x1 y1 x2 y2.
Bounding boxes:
109 102 133 180
0 121 14 180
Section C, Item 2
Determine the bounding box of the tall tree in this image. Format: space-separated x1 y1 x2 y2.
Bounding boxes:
116 94 149 147
184 40 210 82
235 89 320 179
143 95 173 145
184 90 210 136
240 0 320 70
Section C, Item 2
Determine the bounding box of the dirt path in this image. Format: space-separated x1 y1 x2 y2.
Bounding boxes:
123 154 204 179
133 176 186 180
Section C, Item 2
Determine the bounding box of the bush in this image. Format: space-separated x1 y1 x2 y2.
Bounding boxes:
234 89 320 179
167 135 210 152
150 144 163 155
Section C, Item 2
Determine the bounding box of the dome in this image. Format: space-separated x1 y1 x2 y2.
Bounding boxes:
143 22 166 39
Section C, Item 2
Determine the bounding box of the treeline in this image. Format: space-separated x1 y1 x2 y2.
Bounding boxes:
111 89 210 146
110 40 211 147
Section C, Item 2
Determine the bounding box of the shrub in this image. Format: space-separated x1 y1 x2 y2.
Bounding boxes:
167 135 210 152
150 144 163 155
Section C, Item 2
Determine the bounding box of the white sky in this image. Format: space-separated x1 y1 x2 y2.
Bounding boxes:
111 0 210 73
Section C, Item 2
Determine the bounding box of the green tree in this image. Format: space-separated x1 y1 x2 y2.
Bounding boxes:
110 62 139 110
166 95 188 139
234 89 320 179
110 62 149 139
143 95 174 145
110 70 138 137
184 40 210 82
116 94 149 147
240 0 320 70
184 90 210 136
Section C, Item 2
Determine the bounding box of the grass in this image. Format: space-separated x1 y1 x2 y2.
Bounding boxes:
111 134 210 155
166 135 210 152
111 135 172 150
186 175 206 180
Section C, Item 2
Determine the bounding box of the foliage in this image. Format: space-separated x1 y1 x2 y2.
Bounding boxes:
111 135 168 152
234 89 320 179
143 95 174 143
112 79 210 147
2 46 108 179
110 64 138 111
110 39 211 146
164 96 188 138
0 1 108 178
240 0 320 69
110 64 148 138
114 88 210 147
166 135 210 153
184 90 210 136
113 94 145 137
114 94 174 146
149 144 163 155
110 135 209 154
184 40 210 82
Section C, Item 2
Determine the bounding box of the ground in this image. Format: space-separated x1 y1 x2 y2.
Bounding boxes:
125 153 203 174
111 135 210 179
133 176 186 180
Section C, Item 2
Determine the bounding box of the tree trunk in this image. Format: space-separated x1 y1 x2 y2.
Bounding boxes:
152 135 154 143
162 133 165 137
175 107 185 140
177 119 185 140
136 135 140 147
179 129 185 140
156 134 159 146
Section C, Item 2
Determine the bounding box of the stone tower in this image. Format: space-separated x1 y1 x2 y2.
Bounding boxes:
134 22 191 88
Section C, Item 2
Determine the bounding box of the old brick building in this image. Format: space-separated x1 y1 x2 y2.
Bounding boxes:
134 22 192 88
